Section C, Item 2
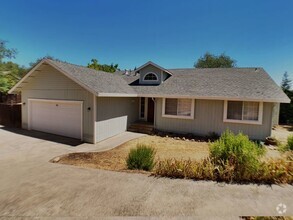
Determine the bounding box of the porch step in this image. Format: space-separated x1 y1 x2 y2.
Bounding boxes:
128 122 154 135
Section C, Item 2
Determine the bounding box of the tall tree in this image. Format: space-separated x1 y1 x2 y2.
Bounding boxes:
0 40 17 63
87 59 118 73
0 40 25 93
281 71 292 91
0 62 26 93
194 52 236 68
279 72 293 124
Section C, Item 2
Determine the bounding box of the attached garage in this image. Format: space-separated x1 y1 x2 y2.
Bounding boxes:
28 99 83 140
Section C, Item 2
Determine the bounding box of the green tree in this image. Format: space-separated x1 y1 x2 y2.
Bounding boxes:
0 40 17 62
281 71 292 91
87 59 118 73
0 40 26 93
279 72 293 124
194 52 236 68
0 61 27 93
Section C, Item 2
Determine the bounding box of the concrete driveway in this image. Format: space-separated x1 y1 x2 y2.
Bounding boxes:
0 126 292 218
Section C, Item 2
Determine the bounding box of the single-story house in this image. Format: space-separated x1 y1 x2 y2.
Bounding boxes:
9 59 290 143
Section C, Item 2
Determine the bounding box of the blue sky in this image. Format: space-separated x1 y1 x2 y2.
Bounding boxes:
1 0 292 84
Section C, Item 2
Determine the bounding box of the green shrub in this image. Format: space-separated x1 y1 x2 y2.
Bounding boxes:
126 144 156 171
154 130 292 184
209 130 265 176
287 135 293 150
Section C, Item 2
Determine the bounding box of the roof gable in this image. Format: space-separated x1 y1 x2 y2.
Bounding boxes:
9 59 137 96
135 61 173 76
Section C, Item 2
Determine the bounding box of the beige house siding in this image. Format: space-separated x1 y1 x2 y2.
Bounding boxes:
21 64 94 143
155 98 273 140
139 65 162 85
95 97 139 142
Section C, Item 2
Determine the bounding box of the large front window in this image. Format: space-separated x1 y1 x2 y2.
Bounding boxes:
224 101 263 124
163 98 194 119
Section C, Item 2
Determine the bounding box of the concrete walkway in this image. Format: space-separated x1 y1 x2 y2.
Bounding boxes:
0 126 292 218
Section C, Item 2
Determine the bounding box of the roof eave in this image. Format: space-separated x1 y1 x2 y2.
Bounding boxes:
8 59 48 94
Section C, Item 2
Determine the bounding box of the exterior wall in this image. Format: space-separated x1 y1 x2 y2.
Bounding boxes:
271 103 280 126
139 65 162 85
21 64 94 143
95 97 139 142
155 98 273 140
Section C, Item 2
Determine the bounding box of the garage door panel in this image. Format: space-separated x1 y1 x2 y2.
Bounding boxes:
29 100 82 139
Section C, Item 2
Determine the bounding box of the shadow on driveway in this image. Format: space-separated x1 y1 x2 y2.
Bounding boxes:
0 125 83 147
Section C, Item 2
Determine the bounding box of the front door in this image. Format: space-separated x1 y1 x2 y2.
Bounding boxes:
147 98 154 123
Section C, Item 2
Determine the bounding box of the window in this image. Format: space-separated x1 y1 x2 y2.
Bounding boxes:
163 98 194 119
224 101 263 124
140 97 145 118
144 73 158 81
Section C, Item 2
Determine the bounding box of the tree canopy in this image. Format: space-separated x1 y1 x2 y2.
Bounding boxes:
0 40 25 93
281 71 292 91
194 52 236 68
87 59 118 73
0 62 26 93
279 72 293 124
0 40 17 63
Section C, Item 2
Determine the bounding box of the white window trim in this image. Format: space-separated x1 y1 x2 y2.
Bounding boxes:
162 98 195 120
223 100 263 125
143 72 159 82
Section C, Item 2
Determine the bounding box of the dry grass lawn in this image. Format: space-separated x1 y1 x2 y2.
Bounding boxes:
56 127 292 172
57 135 210 171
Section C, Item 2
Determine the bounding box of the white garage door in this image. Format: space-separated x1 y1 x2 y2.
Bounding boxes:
29 99 82 139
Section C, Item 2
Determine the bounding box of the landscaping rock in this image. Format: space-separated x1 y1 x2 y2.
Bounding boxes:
52 157 60 163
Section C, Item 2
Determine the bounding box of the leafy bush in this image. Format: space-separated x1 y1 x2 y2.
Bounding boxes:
126 144 156 171
287 135 293 150
209 130 265 176
154 158 293 184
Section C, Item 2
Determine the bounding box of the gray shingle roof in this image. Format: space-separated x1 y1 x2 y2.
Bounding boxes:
13 59 288 103
47 59 136 95
118 68 290 102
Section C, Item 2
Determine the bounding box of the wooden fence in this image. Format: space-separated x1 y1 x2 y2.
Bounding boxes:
0 104 21 128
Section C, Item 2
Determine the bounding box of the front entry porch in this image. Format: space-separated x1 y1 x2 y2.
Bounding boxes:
127 121 154 134
128 97 155 134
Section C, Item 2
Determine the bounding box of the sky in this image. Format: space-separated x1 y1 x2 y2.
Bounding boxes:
0 0 293 84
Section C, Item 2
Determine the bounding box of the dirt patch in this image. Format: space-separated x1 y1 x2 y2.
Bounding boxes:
55 132 290 172
272 125 293 143
56 135 210 171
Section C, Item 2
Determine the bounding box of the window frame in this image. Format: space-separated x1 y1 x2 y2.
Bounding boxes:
162 98 195 119
143 72 159 82
223 100 263 125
